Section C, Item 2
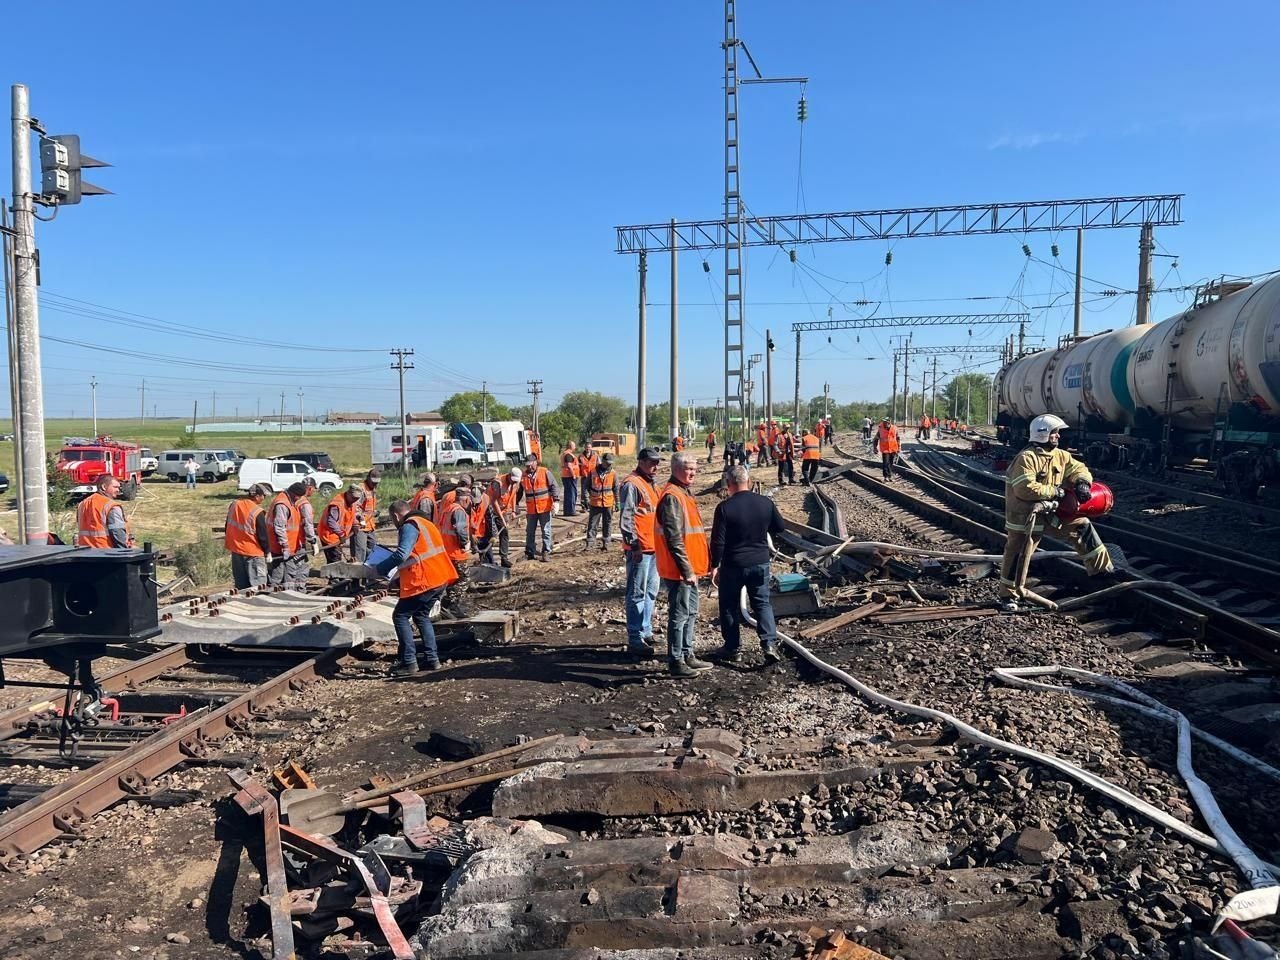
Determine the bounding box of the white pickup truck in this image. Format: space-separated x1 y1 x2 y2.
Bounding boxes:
139 447 159 477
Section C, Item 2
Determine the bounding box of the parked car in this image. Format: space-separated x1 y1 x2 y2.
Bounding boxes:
0 471 8 494
277 451 336 473
0 433 13 442
158 449 237 482
138 447 159 477
238 458 341 494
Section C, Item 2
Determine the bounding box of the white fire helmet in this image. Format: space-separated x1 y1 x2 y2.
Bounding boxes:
1029 414 1068 443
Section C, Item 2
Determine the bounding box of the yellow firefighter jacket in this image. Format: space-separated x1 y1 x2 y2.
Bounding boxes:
1004 444 1092 533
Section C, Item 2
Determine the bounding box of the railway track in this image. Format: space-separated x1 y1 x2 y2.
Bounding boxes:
0 641 350 860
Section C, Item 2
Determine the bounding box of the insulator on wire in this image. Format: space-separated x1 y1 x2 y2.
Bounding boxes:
702 260 710 273
1022 243 1032 257
789 249 796 263
885 251 893 266
856 335 860 343
797 96 808 122
1051 243 1060 258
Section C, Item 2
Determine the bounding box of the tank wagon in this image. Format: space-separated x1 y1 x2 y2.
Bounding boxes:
996 275 1280 495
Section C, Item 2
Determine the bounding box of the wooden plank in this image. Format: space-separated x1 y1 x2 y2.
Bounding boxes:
799 601 886 640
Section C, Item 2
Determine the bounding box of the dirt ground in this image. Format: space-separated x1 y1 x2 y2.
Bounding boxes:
0 466 805 959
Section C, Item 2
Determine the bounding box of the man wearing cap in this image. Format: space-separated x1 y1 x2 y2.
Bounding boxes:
560 441 580 517
376 499 458 676
288 476 319 588
267 482 308 587
584 453 619 552
876 417 900 481
485 466 522 568
319 484 363 563
353 468 382 563
410 473 438 522
439 484 474 617
619 447 662 658
655 451 712 678
774 424 797 486
519 453 559 561
224 483 270 589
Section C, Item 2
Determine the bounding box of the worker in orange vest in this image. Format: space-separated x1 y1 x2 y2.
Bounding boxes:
224 483 270 587
528 430 542 463
876 417 901 481
577 445 599 486
267 482 307 586
482 466 521 568
672 434 686 452
560 441 580 517
619 447 662 658
318 484 363 563
352 468 381 563
410 473 438 522
774 425 797 486
585 453 619 552
800 427 822 485
520 452 560 562
755 422 770 466
705 430 717 463
376 499 459 676
655 451 711 679
76 474 135 549
438 485 473 618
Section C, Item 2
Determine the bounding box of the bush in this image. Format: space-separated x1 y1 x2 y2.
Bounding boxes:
172 433 197 450
174 533 231 587
45 453 77 513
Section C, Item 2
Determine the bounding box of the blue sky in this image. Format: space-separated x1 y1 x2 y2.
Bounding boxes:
4 1 1278 420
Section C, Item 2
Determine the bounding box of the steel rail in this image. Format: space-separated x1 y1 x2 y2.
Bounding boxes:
0 649 347 858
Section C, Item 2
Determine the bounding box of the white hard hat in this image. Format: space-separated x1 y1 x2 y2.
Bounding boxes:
509 466 523 481
1029 414 1068 442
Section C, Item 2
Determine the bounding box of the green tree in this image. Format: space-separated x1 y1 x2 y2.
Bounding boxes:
536 410 582 454
557 391 628 440
440 391 512 424
939 373 992 425
645 402 671 441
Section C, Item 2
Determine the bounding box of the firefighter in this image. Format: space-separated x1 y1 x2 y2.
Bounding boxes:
483 466 521 568
774 425 797 486
225 483 270 588
267 482 307 587
352 469 382 563
410 473 438 521
319 484 363 563
585 453 619 551
520 452 559 561
876 417 900 480
439 484 473 618
76 474 136 549
800 427 822 485
1000 414 1115 611
376 500 459 676
560 442 580 517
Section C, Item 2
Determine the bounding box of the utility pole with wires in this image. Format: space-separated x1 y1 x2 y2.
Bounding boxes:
930 358 938 419
793 329 801 428
527 379 542 438
635 250 647 450
211 389 216 420
670 219 679 443
390 348 414 475
139 378 146 426
481 381 488 421
279 392 285 433
90 376 98 437
764 330 775 429
298 389 305 437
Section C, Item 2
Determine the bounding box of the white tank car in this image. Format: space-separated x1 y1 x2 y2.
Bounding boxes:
1128 275 1280 429
999 326 1145 425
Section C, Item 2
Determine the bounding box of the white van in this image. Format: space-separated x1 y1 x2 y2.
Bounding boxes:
158 449 238 482
238 458 342 494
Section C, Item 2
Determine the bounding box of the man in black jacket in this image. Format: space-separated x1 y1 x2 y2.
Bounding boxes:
710 465 784 665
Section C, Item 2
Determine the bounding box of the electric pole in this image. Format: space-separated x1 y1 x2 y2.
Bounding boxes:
745 353 761 431
527 379 543 438
1073 226 1083 338
298 389 305 437
823 381 830 422
902 334 913 423
211 389 216 420
891 351 899 423
636 251 647 450
90 376 98 436
390 348 414 475
279 392 286 433
140 378 146 426
930 358 938 418
481 381 488 421
670 218 678 443
765 330 775 429
191 400 198 436
793 329 801 428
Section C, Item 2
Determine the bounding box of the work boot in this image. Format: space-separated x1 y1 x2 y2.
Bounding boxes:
628 641 656 660
389 662 420 678
500 558 513 569
421 658 441 671
684 653 713 671
761 644 781 664
668 659 697 679
525 552 536 561
715 645 742 664
539 553 550 563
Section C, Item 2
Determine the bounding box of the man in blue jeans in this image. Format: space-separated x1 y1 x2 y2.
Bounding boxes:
618 447 662 659
375 500 458 677
710 464 784 665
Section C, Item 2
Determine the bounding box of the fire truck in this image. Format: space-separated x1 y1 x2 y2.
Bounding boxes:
53 436 144 501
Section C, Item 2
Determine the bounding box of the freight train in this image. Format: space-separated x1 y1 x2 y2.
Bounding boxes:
995 274 1280 497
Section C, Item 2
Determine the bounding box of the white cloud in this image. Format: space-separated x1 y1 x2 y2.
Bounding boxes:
987 130 1081 150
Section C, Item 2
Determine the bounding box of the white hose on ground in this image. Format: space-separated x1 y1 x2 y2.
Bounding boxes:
993 664 1280 922
808 536 1074 564
737 590 1280 880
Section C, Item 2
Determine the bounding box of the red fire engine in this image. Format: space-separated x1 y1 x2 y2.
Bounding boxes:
53 436 144 501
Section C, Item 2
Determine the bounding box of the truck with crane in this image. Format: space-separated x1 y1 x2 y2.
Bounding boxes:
370 421 533 470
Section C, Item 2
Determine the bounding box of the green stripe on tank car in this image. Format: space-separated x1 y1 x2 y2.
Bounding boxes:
1112 340 1138 417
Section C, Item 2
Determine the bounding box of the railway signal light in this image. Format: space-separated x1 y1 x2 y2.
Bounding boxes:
39 134 112 205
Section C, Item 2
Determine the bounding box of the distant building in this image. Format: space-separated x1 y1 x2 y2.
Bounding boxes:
407 411 446 426
325 412 386 425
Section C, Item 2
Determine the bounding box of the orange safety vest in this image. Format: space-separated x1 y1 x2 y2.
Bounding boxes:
359 483 377 532
469 493 490 540
621 472 658 553
775 434 796 460
877 424 900 454
267 492 303 555
224 498 265 557
440 503 470 563
318 493 355 547
522 466 554 515
587 469 616 508
529 434 542 461
410 487 436 515
673 436 685 451
768 426 780 448
491 477 519 517
706 432 716 446
76 492 126 548
398 516 459 599
578 450 598 477
801 433 821 461
654 482 709 579
561 451 579 479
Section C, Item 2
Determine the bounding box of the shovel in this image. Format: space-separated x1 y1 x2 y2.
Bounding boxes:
282 734 558 835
